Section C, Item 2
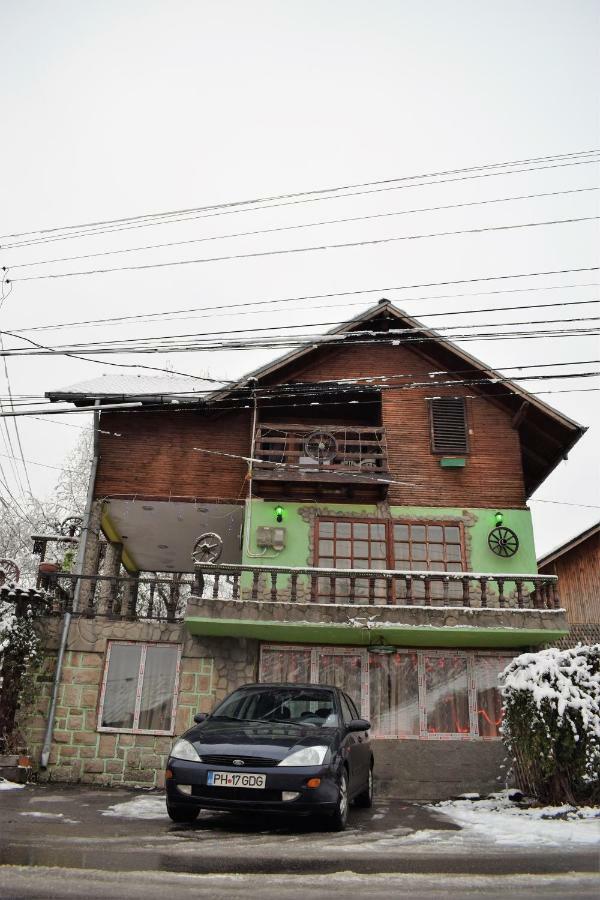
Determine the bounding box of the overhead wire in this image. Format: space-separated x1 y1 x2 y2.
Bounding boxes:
7 186 598 272
6 216 599 283
2 149 597 248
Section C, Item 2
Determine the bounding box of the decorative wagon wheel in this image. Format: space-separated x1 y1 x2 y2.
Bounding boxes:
192 532 224 564
488 527 519 558
0 558 20 585
60 516 83 538
304 430 338 463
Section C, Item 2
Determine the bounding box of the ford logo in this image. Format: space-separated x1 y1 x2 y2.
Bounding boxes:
233 759 245 766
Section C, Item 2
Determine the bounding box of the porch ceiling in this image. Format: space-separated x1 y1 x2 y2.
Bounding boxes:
102 500 243 573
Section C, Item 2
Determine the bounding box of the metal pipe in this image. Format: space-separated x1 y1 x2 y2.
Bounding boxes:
40 402 101 769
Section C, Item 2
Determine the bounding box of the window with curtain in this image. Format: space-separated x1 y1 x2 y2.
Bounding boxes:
369 651 420 736
424 654 470 735
99 642 181 734
473 655 507 738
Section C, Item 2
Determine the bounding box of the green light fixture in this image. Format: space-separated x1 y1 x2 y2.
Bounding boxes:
275 505 285 524
494 511 504 527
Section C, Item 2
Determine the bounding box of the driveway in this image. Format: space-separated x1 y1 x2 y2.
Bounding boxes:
0 784 598 898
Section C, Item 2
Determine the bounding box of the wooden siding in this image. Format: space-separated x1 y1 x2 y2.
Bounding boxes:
95 408 251 501
94 341 527 508
268 342 527 508
539 531 600 624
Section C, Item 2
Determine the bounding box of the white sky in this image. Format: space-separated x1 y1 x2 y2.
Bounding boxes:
0 0 599 557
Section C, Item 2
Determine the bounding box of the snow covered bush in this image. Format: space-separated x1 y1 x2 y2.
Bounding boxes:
500 645 600 805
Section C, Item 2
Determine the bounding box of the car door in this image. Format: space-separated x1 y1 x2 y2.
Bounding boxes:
339 692 363 797
345 691 370 785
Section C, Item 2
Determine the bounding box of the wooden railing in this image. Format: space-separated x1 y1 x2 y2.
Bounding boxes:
253 423 389 483
192 562 561 610
39 572 194 622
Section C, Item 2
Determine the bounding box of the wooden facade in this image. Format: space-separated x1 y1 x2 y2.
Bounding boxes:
538 523 600 625
94 340 527 509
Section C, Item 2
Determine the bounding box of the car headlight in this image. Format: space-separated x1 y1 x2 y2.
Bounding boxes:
170 738 202 762
278 745 328 767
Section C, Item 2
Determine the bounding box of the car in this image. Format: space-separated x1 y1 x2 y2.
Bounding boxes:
165 682 373 830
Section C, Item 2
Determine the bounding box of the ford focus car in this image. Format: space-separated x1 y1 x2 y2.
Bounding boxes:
165 683 373 830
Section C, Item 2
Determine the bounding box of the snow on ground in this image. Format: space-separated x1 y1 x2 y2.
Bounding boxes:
426 791 600 847
0 777 24 790
102 795 167 820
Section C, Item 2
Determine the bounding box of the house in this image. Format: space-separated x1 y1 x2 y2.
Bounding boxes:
20 300 586 799
538 521 600 648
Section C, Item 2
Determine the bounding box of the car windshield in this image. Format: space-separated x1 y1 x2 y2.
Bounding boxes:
211 687 340 727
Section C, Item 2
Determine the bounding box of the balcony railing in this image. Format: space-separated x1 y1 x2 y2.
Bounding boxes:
193 562 560 610
253 423 389 484
39 572 194 622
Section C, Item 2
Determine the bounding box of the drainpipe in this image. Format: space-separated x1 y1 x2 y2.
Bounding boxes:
40 401 101 769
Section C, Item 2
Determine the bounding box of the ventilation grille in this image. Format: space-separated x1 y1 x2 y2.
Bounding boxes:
430 398 468 454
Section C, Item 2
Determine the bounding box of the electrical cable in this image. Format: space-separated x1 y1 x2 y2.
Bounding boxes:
10 266 599 333
3 149 597 246
6 216 599 283
8 186 598 272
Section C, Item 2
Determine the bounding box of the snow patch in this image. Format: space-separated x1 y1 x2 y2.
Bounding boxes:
428 790 600 847
0 777 24 790
102 795 167 820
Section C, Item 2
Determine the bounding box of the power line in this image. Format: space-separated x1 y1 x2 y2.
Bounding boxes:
8 186 598 272
3 149 597 245
6 216 598 283
12 267 599 333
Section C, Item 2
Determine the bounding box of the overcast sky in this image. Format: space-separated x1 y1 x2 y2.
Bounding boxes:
1 0 598 557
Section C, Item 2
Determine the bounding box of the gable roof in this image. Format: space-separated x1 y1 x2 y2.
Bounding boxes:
47 299 586 495
538 521 600 569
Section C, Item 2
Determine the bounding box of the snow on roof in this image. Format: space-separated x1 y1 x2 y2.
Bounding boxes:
538 521 600 569
47 373 225 399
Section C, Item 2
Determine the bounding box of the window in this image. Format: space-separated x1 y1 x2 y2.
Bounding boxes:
429 397 469 454
316 517 465 602
260 644 511 740
98 641 181 734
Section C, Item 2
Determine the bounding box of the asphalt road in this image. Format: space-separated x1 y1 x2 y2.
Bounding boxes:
0 784 598 898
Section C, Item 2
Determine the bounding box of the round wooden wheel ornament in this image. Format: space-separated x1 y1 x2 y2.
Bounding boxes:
304 430 338 463
60 516 83 538
488 526 519 558
192 533 224 564
0 558 20 585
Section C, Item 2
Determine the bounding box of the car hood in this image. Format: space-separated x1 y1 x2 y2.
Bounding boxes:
182 719 337 760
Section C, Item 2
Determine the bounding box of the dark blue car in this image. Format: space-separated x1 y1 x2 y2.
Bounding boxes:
165 683 373 830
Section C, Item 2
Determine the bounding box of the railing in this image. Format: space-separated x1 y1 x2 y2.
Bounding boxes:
193 562 561 610
39 572 194 622
253 423 389 482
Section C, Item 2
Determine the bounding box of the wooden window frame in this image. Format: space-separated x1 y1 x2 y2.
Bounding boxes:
97 640 182 736
428 397 470 456
314 516 467 572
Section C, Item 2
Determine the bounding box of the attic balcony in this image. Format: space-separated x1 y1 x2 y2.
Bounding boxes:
185 562 568 649
252 423 390 500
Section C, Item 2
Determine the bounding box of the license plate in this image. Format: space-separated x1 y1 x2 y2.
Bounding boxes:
207 771 266 789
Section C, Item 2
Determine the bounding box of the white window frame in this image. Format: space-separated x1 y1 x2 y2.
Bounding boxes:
259 643 512 741
97 640 182 736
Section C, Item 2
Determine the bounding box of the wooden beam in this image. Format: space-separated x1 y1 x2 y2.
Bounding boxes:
511 401 530 429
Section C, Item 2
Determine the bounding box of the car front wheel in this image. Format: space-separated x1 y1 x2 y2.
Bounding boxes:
326 770 349 831
167 803 200 823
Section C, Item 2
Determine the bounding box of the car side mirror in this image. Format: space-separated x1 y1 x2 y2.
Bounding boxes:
193 713 208 724
347 718 370 732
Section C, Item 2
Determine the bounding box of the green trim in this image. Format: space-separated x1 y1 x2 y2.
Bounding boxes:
440 457 466 468
101 511 138 573
184 616 566 648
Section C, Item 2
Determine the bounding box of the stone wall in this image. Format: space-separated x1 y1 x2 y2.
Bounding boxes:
22 616 259 788
372 738 507 800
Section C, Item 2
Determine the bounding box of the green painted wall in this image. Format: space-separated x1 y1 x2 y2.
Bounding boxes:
242 501 538 575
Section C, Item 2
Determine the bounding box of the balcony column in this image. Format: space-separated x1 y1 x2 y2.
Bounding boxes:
76 499 103 614
96 542 123 614
123 572 140 620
